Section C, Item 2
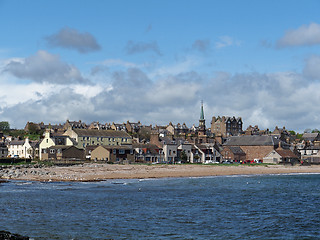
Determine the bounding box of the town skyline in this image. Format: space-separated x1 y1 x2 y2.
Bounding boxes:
1 1 320 132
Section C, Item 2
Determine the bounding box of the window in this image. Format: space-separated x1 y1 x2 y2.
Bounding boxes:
50 149 55 154
130 149 133 154
113 149 116 154
119 149 125 154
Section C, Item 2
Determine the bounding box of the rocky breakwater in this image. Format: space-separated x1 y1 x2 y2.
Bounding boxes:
0 164 56 180
0 230 29 240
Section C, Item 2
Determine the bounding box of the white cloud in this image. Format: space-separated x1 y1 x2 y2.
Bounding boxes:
277 22 320 48
150 56 200 77
215 36 240 49
3 50 89 84
303 55 320 80
100 59 139 68
125 40 162 55
45 27 101 53
2 53 320 133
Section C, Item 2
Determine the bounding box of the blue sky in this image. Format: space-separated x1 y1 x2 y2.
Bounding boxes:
1 0 320 132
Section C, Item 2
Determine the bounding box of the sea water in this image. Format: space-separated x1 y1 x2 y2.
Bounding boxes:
1 174 320 239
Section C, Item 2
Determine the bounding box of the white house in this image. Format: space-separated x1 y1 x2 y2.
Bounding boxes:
162 143 178 163
8 138 36 159
192 143 222 163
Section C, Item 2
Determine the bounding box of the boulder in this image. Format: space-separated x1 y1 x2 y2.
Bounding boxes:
0 230 29 240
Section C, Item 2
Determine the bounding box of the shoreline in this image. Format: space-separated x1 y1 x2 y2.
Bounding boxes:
1 164 320 182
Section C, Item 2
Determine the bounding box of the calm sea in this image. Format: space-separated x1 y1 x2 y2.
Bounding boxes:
1 174 320 240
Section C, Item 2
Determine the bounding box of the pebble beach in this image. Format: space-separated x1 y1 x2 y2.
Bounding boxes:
1 163 320 182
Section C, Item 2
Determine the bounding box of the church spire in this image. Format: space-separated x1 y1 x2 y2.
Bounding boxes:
200 100 204 120
198 100 206 139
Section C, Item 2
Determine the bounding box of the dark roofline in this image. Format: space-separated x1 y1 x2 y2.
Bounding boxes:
72 129 131 138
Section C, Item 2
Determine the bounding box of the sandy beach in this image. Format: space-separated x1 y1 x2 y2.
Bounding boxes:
1 163 320 182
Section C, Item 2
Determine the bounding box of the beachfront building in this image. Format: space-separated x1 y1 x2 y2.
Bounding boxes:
39 130 75 160
163 143 178 163
7 139 24 158
263 148 300 164
223 135 283 162
42 146 85 161
298 145 320 164
221 146 246 163
63 128 132 149
133 143 161 163
7 138 38 159
192 143 222 163
177 143 192 163
90 145 134 163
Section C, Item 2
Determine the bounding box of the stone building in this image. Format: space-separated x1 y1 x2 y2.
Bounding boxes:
223 135 282 161
221 146 246 163
211 116 243 138
63 128 132 149
91 145 134 163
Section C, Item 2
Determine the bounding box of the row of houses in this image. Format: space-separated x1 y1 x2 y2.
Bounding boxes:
3 103 320 164
25 115 244 141
3 124 320 164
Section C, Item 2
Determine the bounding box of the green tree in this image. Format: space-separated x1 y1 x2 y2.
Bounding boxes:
288 130 296 136
180 150 188 163
296 133 303 140
0 121 10 132
27 122 40 134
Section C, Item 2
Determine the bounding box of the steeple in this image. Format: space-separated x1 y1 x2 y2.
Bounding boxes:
200 100 205 120
199 100 206 135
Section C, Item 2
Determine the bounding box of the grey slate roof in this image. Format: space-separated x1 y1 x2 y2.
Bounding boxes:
302 133 320 142
9 140 24 145
224 135 279 146
72 129 131 138
227 146 245 155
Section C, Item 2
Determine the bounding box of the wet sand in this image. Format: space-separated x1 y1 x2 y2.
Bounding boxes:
2 164 320 182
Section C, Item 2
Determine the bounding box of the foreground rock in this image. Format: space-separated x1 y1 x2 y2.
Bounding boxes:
0 230 29 240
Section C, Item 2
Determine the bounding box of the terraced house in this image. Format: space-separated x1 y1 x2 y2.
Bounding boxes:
63 128 132 149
